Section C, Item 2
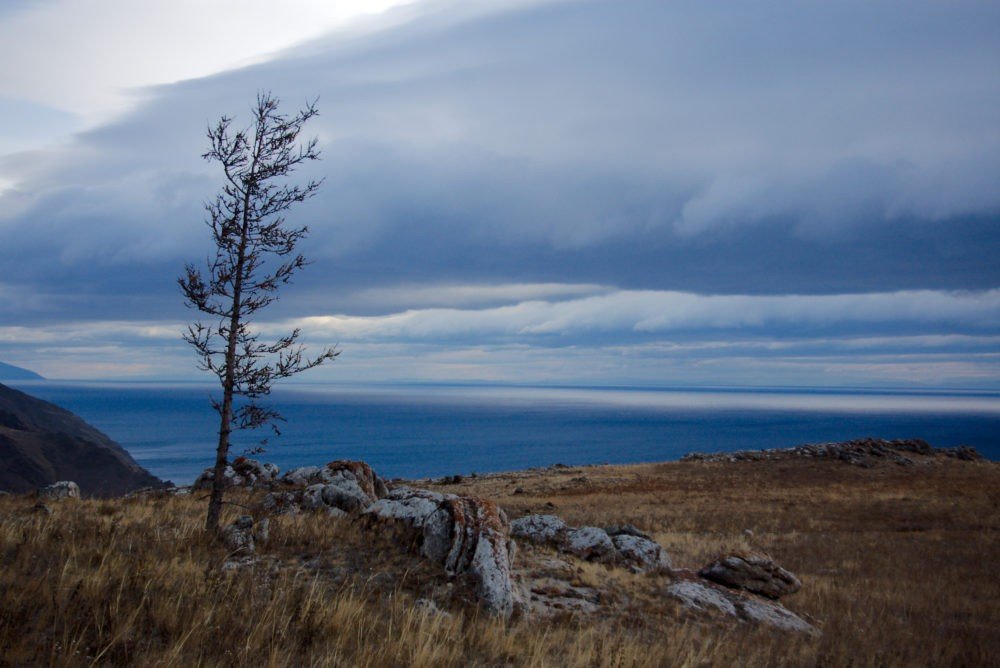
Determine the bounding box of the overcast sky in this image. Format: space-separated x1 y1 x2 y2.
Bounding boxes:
0 0 998 388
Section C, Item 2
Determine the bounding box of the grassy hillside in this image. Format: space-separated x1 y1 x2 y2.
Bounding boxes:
1 455 997 666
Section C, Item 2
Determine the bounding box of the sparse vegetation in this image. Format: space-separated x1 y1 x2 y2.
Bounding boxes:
1 456 997 666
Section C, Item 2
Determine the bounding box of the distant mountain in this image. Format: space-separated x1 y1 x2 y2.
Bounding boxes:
0 383 166 496
0 362 43 381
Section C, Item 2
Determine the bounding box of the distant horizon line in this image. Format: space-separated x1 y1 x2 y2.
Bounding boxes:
6 377 1000 397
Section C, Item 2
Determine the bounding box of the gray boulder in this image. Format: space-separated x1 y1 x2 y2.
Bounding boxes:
565 526 616 562
364 487 450 527
612 533 671 572
510 514 568 544
667 578 816 634
511 513 670 570
280 461 389 515
320 475 373 512
38 480 80 500
699 552 802 599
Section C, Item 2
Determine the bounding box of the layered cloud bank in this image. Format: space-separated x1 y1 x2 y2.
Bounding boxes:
2 287 998 386
0 0 997 386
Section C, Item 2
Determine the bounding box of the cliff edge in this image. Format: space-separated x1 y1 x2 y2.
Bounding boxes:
0 383 165 496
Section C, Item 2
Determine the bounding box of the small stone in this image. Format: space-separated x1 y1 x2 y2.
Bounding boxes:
222 516 255 553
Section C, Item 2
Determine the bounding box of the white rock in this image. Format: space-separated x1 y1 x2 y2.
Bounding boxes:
38 481 80 500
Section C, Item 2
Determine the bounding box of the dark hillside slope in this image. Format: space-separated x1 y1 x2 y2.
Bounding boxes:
0 383 164 496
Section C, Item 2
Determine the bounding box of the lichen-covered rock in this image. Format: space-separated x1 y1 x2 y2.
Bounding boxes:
362 487 517 618
510 514 568 544
324 460 389 499
612 534 671 572
565 526 616 562
278 461 389 515
699 552 802 599
425 496 517 618
38 481 80 500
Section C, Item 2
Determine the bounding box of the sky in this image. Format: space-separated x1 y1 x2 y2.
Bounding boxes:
0 0 998 388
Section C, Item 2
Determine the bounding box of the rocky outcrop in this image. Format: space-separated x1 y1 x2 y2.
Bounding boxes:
279 460 389 495
681 438 983 467
197 459 388 515
38 480 80 500
194 457 280 490
0 383 165 497
363 487 517 618
699 552 801 599
511 513 670 572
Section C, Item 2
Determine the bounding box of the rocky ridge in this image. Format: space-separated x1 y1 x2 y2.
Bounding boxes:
681 438 983 467
191 457 817 632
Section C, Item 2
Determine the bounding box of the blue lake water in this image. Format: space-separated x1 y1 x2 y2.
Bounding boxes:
8 381 1000 485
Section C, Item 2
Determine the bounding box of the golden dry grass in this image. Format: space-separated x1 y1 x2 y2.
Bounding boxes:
1 456 997 667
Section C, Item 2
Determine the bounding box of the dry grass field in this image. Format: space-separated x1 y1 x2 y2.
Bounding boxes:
1 454 997 666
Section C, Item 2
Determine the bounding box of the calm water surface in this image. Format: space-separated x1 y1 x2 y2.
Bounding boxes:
9 381 1000 485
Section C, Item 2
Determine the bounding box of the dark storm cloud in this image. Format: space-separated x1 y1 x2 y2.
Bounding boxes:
0 0 998 327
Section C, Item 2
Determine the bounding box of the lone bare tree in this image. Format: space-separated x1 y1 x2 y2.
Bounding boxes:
180 92 338 533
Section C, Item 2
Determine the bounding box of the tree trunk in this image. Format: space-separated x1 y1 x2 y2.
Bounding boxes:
204 195 252 533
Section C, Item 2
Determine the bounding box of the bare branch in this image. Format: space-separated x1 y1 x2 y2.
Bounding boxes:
179 92 335 534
